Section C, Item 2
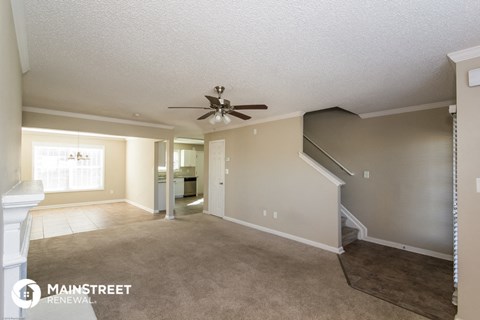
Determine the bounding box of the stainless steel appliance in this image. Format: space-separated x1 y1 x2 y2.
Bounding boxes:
183 177 197 197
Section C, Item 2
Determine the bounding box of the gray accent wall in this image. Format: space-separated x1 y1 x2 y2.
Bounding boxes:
304 107 453 255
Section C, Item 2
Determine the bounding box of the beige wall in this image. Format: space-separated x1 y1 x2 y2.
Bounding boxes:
0 0 23 314
205 117 341 249
22 110 176 215
126 138 156 211
455 56 480 320
21 131 126 206
304 107 453 255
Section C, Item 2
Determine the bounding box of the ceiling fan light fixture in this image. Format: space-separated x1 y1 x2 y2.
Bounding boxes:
209 115 217 125
222 114 231 124
214 112 222 123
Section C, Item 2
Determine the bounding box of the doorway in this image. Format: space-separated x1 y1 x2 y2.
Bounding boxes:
208 139 225 217
171 139 205 216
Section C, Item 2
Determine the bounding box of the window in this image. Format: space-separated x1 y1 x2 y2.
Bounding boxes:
173 150 180 171
33 143 105 192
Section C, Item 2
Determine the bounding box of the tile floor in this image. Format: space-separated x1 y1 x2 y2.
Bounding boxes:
173 195 204 216
30 202 164 240
338 240 456 319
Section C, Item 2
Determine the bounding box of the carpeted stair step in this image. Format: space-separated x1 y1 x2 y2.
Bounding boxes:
342 226 359 247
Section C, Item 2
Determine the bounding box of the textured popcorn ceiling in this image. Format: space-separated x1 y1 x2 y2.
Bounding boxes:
22 0 480 137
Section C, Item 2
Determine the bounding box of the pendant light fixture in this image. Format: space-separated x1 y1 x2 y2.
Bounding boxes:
67 132 90 161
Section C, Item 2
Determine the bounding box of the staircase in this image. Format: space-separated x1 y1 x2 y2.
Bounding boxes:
342 215 359 247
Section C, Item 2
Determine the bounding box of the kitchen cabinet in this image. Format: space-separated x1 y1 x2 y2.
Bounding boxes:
180 150 196 167
174 178 184 198
157 182 166 211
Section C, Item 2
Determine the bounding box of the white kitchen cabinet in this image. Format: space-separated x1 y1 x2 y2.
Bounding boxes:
174 178 184 198
180 150 196 167
157 182 166 211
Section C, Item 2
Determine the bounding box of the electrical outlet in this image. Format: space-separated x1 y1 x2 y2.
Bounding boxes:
273 211 278 219
225 168 229 175
363 171 370 179
253 129 257 135
263 210 267 217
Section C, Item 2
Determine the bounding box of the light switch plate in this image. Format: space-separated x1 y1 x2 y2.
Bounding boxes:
363 171 370 179
225 169 229 175
476 178 480 193
468 68 480 87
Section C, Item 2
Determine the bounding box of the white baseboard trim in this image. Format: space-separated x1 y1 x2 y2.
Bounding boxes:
454 315 463 320
340 205 367 240
203 210 210 214
124 199 155 214
223 216 344 254
364 236 453 261
33 199 126 210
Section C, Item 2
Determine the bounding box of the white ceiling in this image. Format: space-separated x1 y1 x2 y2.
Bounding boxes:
22 0 480 138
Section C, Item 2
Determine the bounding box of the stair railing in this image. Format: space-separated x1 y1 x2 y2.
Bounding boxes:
303 135 354 176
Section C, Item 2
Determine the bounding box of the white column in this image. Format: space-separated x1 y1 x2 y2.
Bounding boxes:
2 181 44 319
165 139 175 220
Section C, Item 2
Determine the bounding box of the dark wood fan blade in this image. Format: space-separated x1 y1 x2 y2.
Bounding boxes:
197 111 215 120
205 95 221 105
233 104 268 110
168 107 211 109
229 111 251 120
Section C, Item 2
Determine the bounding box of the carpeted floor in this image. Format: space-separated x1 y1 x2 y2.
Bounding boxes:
338 241 456 320
28 213 425 320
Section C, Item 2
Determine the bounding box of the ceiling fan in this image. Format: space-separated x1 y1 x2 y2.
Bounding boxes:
168 86 268 124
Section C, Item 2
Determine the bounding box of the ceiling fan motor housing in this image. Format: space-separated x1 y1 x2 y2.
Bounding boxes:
214 85 225 98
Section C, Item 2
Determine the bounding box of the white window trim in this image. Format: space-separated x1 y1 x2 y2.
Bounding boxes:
32 142 106 193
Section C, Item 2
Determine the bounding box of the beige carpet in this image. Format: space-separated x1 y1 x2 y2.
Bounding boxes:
28 213 425 320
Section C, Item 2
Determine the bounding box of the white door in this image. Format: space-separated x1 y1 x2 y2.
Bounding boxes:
196 151 204 195
208 140 225 217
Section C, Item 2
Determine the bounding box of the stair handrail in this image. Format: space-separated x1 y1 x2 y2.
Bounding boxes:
303 135 355 176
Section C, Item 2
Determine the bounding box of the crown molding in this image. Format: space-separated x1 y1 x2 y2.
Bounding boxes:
21 127 128 140
10 0 30 73
23 106 174 130
204 111 305 134
174 138 204 145
448 45 480 64
358 100 454 119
